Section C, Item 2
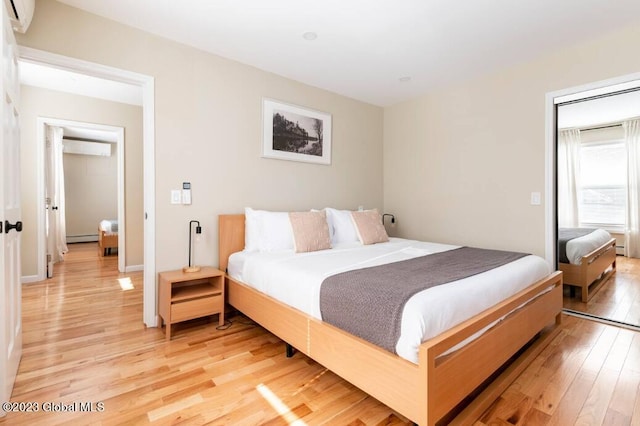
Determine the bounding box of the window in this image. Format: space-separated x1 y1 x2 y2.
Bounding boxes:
578 139 626 229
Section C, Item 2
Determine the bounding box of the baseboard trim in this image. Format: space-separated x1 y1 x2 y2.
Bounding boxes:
21 275 40 284
125 264 144 273
67 235 99 243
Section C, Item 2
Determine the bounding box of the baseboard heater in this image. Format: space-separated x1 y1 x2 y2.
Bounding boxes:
67 234 99 243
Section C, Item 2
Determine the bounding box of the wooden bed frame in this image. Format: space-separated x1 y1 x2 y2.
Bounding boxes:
559 238 616 303
98 227 118 257
218 214 563 425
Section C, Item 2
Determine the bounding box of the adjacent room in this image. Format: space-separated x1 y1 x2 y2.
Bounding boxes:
2 0 640 425
558 89 640 325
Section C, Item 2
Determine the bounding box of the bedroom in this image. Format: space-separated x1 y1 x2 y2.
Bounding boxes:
18 69 144 281
2 0 640 424
61 131 118 253
557 89 640 324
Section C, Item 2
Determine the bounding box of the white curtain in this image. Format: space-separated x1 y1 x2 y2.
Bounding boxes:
624 118 640 258
557 128 581 228
45 126 68 263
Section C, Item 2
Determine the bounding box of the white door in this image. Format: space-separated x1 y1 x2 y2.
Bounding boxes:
44 125 66 276
0 3 22 415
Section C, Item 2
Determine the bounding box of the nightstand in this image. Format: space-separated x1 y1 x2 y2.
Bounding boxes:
158 266 225 340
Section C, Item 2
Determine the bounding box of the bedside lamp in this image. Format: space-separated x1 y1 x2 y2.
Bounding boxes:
183 220 202 273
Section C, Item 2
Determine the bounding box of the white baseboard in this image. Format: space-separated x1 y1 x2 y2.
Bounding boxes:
125 264 144 272
23 264 143 282
67 235 99 243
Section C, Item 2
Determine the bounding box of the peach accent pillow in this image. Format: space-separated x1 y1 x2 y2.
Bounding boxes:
289 210 332 253
351 209 389 245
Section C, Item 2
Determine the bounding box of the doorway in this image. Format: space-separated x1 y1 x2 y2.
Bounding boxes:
39 118 125 275
18 47 158 328
545 73 640 327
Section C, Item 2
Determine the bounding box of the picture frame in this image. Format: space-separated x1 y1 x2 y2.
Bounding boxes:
262 98 332 165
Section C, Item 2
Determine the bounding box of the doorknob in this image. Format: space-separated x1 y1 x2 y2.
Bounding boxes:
5 220 22 233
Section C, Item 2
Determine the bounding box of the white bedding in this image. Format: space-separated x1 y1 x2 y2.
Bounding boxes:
565 228 612 265
228 238 551 364
99 219 118 235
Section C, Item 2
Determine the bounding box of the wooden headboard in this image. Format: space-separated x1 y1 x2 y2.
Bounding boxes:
218 214 245 272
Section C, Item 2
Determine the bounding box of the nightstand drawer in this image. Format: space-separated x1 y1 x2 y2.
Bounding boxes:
158 266 225 340
171 294 222 322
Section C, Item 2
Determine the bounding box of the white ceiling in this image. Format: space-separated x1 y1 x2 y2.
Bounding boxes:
57 0 640 106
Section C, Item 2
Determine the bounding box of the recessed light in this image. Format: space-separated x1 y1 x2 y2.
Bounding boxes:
303 31 318 41
399 76 411 82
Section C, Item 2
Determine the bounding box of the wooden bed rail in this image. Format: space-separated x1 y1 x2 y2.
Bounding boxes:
422 271 562 424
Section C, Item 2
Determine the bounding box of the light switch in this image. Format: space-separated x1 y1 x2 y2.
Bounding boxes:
530 192 541 205
171 190 181 204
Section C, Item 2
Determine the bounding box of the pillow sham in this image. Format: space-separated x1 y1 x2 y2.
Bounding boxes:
326 208 360 245
351 209 389 245
244 207 294 252
244 207 261 252
289 210 331 253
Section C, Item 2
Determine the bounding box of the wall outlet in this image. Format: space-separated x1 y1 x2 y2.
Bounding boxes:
530 192 541 206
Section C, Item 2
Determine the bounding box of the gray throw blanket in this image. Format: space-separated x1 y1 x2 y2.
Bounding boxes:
558 228 596 263
108 220 119 233
319 247 528 353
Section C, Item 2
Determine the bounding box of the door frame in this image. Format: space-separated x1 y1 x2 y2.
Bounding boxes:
19 47 158 328
37 118 125 273
544 71 640 269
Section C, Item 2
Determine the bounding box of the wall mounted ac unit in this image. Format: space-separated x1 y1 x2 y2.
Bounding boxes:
4 0 35 33
63 139 112 157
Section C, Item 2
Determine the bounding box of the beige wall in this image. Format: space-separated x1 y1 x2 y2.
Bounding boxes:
63 149 118 239
17 0 383 272
20 85 143 276
384 23 640 257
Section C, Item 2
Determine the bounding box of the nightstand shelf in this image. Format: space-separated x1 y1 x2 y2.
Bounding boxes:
171 283 221 302
158 266 225 340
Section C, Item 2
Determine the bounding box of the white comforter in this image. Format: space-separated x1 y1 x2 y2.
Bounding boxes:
565 228 613 265
228 238 551 364
99 219 118 235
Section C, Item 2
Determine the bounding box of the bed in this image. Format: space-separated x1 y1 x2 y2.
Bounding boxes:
219 213 563 425
558 228 616 302
98 219 118 257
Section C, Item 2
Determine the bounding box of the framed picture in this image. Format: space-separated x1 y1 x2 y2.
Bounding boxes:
262 98 332 165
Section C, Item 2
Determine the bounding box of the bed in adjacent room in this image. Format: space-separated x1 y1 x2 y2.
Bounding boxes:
98 219 118 256
218 209 563 425
558 227 616 302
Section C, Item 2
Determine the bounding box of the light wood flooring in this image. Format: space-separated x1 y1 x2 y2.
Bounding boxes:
1 243 639 425
564 256 640 326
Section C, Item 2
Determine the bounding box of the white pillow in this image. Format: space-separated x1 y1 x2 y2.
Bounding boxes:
244 207 294 252
326 208 359 245
244 207 261 252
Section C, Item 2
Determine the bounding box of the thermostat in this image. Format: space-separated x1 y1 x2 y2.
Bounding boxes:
182 182 192 205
